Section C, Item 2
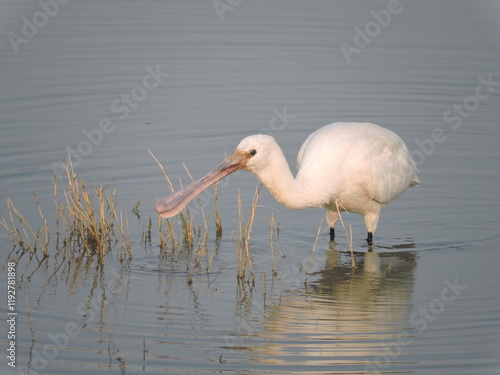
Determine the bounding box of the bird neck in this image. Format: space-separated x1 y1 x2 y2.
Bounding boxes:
252 148 314 210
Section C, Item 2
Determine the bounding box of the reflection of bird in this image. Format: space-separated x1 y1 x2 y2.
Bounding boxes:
253 247 418 366
155 123 419 243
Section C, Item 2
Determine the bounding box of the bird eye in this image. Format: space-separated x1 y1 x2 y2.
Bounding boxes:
249 149 257 156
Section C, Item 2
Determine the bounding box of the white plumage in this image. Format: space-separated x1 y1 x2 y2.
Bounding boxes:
155 122 419 243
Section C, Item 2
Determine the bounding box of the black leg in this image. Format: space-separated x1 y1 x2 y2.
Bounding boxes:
329 227 335 241
366 232 373 245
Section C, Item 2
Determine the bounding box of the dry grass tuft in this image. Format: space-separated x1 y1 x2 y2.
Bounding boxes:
2 160 132 261
306 218 324 280
235 185 261 282
3 196 50 256
213 182 223 240
150 151 220 282
268 213 284 276
335 199 356 269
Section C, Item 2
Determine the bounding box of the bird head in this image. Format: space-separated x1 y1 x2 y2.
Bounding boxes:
234 134 277 174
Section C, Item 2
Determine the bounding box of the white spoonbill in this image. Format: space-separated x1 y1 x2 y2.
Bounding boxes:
155 122 419 243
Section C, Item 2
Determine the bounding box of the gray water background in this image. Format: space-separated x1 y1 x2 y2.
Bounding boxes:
1 1 499 374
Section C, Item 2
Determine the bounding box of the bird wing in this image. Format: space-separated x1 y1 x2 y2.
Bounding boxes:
296 123 419 206
346 128 419 204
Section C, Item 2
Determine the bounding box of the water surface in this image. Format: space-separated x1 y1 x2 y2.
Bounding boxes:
1 1 499 374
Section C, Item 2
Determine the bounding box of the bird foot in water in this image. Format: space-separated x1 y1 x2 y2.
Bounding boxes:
366 232 373 246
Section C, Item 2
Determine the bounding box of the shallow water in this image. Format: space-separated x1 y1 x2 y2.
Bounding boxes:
1 0 499 374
